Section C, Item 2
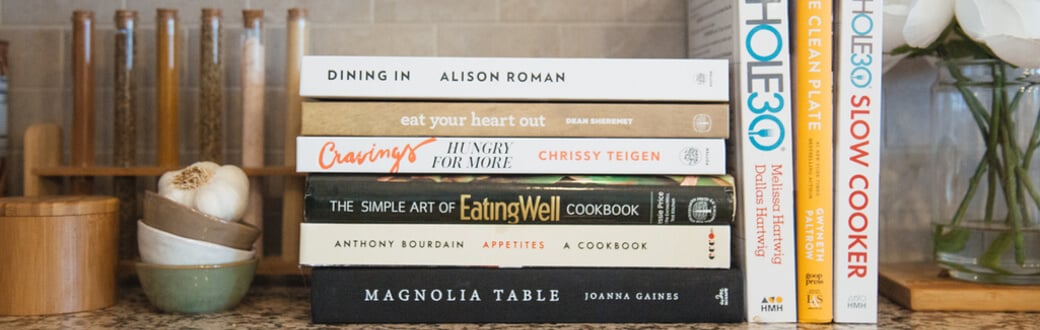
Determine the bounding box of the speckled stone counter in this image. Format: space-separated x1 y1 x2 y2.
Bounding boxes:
1 277 1037 329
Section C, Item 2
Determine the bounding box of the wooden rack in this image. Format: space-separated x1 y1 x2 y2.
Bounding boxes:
22 123 306 276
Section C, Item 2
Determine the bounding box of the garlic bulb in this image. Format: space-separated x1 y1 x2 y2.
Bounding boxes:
157 161 250 222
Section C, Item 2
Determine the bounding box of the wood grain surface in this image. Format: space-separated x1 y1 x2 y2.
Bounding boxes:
0 195 119 315
880 262 1040 312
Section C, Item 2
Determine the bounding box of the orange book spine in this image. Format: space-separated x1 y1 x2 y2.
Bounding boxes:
793 0 833 323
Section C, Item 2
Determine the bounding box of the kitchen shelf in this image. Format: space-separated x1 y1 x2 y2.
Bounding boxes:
22 123 304 276
31 165 300 177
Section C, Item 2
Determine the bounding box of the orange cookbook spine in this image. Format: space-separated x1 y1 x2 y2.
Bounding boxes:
793 0 834 323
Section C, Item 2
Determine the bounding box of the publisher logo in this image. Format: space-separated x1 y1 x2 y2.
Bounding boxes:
695 72 712 87
692 114 713 133
687 197 717 223
759 296 784 312
846 295 869 310
707 230 717 260
680 147 702 166
806 291 823 310
715 288 729 306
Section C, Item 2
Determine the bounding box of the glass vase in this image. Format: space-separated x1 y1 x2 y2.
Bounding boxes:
931 59 1040 284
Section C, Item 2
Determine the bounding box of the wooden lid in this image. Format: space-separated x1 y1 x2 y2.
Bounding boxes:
202 8 222 16
115 10 137 20
0 195 119 217
243 9 264 22
288 8 307 19
72 10 94 20
157 8 177 19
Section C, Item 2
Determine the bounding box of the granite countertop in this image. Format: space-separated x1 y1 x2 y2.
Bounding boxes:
1 277 1036 329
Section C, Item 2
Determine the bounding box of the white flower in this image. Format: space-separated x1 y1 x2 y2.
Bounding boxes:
955 0 1040 68
883 0 912 72
889 0 1040 69
902 0 953 48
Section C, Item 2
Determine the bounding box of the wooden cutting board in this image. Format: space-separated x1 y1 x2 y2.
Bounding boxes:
879 262 1040 312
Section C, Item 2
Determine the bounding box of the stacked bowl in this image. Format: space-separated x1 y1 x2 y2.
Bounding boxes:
137 191 261 313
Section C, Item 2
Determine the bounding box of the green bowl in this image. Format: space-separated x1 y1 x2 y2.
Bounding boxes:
136 257 257 314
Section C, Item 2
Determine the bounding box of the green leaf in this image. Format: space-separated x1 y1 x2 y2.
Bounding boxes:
934 226 970 253
891 20 1003 63
890 44 925 57
979 231 1015 274
942 39 995 60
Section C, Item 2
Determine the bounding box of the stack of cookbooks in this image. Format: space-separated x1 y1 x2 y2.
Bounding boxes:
294 55 744 323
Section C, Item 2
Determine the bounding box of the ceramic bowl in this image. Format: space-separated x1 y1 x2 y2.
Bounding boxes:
142 191 261 250
137 220 255 265
136 257 257 314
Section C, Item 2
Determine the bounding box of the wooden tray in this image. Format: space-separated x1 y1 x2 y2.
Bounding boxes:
879 262 1040 312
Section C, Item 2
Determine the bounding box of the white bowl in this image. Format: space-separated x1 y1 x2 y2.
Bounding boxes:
138 220 255 266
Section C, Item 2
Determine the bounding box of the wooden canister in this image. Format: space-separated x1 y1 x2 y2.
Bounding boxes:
0 195 119 315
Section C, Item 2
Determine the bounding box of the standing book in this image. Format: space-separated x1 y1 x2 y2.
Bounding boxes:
310 267 745 323
793 0 834 323
689 0 797 322
833 0 883 323
300 55 729 102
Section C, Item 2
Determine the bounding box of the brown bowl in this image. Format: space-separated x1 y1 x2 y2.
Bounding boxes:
142 191 260 250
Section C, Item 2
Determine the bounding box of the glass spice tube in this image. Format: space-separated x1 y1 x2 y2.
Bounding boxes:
241 9 265 254
72 10 95 168
285 8 307 164
114 10 137 167
114 10 139 259
71 10 95 194
156 9 179 167
281 8 309 262
0 40 8 196
199 8 224 163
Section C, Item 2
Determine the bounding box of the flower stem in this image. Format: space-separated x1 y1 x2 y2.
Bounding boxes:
942 61 1033 270
948 61 1002 224
949 158 989 228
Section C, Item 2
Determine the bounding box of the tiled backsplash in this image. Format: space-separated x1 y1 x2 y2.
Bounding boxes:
881 57 939 263
0 0 932 263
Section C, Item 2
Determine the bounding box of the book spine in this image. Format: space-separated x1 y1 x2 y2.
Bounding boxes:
300 101 730 138
311 267 745 323
299 56 730 102
688 0 798 322
793 0 834 323
833 0 882 323
304 175 735 225
298 223 730 268
296 136 726 175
